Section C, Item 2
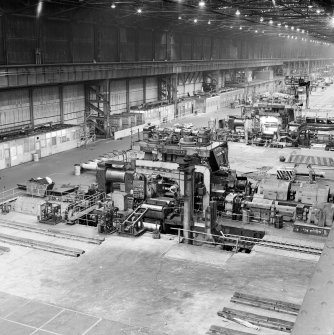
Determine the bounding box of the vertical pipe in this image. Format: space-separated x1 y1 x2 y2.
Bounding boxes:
143 77 146 104
2 15 8 65
126 79 130 112
59 85 64 124
29 88 34 129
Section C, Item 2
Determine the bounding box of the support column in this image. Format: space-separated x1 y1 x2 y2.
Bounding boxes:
180 156 195 245
171 74 178 102
29 88 34 129
102 80 110 138
143 77 146 104
59 85 64 124
126 79 130 112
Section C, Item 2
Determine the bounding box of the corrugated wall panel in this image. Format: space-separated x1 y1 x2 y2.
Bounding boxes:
110 79 127 114
155 31 167 61
0 89 30 133
6 16 36 65
129 78 144 107
63 84 85 125
33 86 60 125
43 20 70 64
72 22 94 62
99 25 118 62
0 17 5 65
120 28 136 61
181 35 192 60
139 30 153 61
212 38 220 59
145 77 158 102
193 37 202 60
203 37 211 60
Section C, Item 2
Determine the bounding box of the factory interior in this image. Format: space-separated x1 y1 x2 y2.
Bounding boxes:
1 0 334 334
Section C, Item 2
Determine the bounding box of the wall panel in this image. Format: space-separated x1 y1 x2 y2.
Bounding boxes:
98 25 118 62
203 37 211 60
193 37 202 60
72 22 94 62
145 77 158 102
63 84 85 125
181 35 192 60
33 86 60 125
43 20 70 64
120 28 136 61
6 16 36 64
139 30 153 61
129 78 144 107
110 79 127 114
155 31 167 61
0 89 30 133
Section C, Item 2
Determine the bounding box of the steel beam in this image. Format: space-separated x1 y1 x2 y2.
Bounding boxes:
0 58 332 90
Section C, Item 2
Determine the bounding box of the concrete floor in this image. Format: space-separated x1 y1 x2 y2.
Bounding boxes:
0 88 333 334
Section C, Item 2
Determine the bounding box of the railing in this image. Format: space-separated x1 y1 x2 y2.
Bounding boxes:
171 227 241 253
0 188 26 205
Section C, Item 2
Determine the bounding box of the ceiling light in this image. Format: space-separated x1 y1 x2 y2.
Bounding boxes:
235 9 240 16
111 2 116 9
37 0 43 17
137 8 142 14
269 19 273 24
255 30 258 33
194 18 198 23
178 15 182 20
262 30 265 33
316 9 321 14
297 28 300 32
198 0 205 7
239 26 242 30
260 17 264 22
291 26 294 30
277 23 281 26
308 5 313 8
285 24 288 28
302 30 305 33
208 20 211 24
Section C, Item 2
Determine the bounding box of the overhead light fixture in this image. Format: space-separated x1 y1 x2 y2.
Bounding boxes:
137 8 142 14
316 9 321 14
208 20 211 24
277 22 281 26
235 9 240 16
260 17 264 22
297 28 300 32
291 26 294 30
262 30 265 33
37 0 43 17
239 26 242 30
111 2 116 8
255 30 258 33
178 15 182 20
198 0 205 8
302 29 305 33
269 19 273 24
308 5 313 8
194 18 198 23
285 24 288 28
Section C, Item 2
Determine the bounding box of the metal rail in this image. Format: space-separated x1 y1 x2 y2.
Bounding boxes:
0 233 85 257
0 219 104 245
0 188 26 206
172 228 323 255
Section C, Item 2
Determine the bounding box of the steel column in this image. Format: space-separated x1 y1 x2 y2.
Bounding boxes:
59 85 64 124
28 88 34 128
126 79 130 112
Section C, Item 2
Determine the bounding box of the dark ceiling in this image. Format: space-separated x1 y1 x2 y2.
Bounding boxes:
2 0 334 43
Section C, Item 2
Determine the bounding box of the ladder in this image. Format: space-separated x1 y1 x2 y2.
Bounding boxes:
118 206 148 237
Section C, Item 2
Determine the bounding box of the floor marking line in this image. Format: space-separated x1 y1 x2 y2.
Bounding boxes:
0 316 36 331
30 309 65 335
81 318 102 335
2 298 31 319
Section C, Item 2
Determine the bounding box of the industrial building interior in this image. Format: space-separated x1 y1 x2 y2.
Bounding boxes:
1 0 334 334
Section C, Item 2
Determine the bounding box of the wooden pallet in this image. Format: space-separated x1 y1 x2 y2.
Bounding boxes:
218 307 294 333
0 219 104 245
231 292 300 316
0 232 85 257
206 325 254 335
